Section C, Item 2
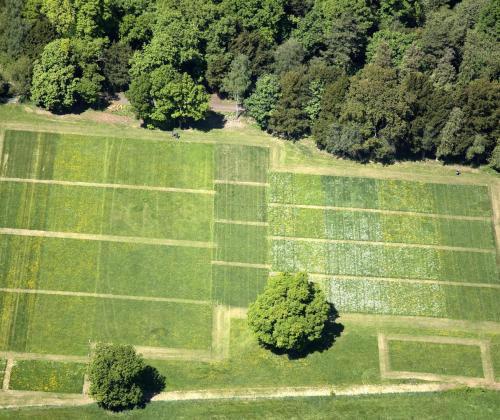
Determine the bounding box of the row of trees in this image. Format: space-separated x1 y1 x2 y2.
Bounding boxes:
0 0 498 166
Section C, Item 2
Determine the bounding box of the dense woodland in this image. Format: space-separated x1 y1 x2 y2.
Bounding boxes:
0 0 499 167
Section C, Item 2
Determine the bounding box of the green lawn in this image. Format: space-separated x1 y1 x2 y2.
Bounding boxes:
388 340 484 378
0 292 213 355
1 130 215 189
0 236 212 300
212 265 269 307
0 389 499 419
0 182 214 241
270 172 492 217
269 206 496 249
215 184 267 222
215 144 269 183
215 223 268 264
9 360 86 393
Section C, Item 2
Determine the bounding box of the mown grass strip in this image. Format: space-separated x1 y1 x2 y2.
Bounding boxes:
0 288 211 305
0 177 215 195
0 228 215 248
269 235 496 254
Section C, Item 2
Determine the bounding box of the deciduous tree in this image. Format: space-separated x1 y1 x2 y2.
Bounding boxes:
248 272 330 353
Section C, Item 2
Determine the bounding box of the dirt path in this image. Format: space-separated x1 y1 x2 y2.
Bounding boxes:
2 360 13 391
0 228 215 249
270 235 496 254
0 351 87 363
215 219 268 227
0 177 215 195
214 180 269 187
269 202 491 222
211 260 271 269
134 346 212 362
490 183 500 257
307 273 500 289
0 288 210 305
211 306 231 360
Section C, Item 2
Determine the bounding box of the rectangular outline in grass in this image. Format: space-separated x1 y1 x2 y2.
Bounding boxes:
378 333 496 384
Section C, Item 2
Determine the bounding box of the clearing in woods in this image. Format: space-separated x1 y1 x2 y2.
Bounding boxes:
0 122 499 408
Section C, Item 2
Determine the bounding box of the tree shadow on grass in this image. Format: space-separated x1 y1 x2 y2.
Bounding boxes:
267 303 345 360
137 365 166 407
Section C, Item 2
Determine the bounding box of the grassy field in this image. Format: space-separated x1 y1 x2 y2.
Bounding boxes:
0 107 499 410
0 389 498 419
388 340 484 378
9 360 86 393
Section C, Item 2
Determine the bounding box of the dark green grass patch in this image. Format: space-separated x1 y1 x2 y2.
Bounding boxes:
0 236 212 300
0 182 213 241
1 130 214 189
269 206 496 249
215 184 267 222
212 265 268 307
270 173 492 217
272 240 499 283
388 340 484 377
9 360 86 393
215 144 269 183
215 223 268 264
0 293 213 355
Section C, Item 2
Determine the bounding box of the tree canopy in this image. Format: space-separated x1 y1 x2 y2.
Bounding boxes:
0 0 498 168
88 343 165 411
248 272 330 353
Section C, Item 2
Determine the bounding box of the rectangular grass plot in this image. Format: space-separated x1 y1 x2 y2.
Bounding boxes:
388 339 484 378
1 130 215 189
9 360 86 393
0 293 213 355
212 265 269 307
215 223 268 264
216 144 269 183
215 184 267 222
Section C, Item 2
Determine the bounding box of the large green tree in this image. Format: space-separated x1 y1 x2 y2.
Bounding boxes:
88 343 165 411
248 272 330 353
30 38 104 112
245 74 281 129
222 54 252 115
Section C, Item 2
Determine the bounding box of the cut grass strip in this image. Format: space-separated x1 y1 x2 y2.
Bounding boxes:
9 360 86 394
